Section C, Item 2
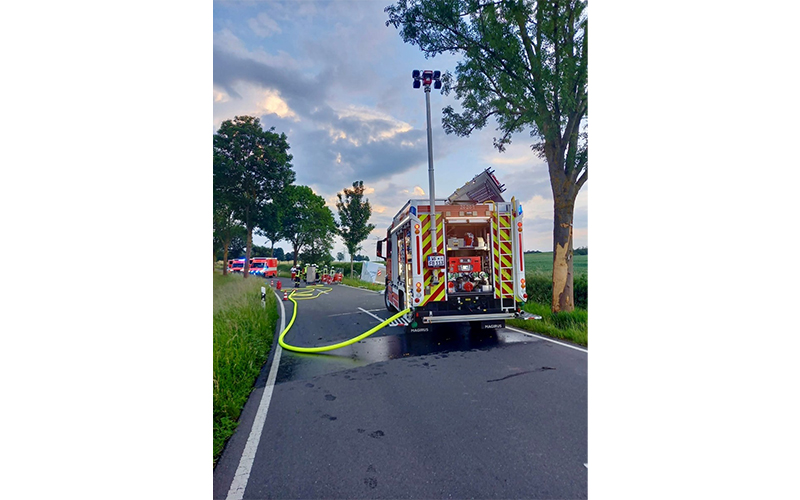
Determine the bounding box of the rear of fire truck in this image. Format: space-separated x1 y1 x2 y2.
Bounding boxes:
376 169 532 333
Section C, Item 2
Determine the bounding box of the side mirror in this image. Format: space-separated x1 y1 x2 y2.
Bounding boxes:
376 240 383 259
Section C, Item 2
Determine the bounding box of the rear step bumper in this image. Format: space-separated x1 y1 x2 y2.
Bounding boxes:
421 312 516 323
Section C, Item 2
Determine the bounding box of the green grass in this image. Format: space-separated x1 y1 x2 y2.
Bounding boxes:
515 252 588 345
213 272 278 464
507 301 588 347
341 276 385 292
524 251 588 275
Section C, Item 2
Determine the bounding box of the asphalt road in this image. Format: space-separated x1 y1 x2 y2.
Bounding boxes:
214 278 587 499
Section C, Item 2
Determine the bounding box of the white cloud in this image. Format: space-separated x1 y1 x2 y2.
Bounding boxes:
213 89 229 103
258 89 299 121
333 105 413 143
248 13 282 37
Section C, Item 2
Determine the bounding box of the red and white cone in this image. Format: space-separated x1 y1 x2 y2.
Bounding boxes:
283 291 288 301
271 280 274 287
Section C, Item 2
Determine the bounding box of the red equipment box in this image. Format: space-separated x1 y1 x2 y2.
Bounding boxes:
448 256 481 273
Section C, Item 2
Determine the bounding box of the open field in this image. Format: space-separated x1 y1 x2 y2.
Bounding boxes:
525 251 588 275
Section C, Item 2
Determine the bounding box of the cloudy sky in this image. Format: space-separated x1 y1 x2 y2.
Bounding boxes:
213 0 587 259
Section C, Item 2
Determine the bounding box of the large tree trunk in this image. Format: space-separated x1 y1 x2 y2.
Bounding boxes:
243 227 253 278
552 193 576 312
350 258 354 279
222 240 230 276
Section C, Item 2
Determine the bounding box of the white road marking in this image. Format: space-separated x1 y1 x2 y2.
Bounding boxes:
357 307 387 322
225 290 286 500
327 308 384 317
504 325 588 353
358 307 409 327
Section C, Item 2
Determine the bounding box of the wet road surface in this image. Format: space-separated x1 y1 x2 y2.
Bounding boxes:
214 278 587 499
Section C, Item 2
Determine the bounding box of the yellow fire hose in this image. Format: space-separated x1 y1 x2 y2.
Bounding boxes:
277 284 411 353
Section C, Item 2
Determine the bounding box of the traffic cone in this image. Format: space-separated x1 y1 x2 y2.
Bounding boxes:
271 280 274 287
283 291 288 301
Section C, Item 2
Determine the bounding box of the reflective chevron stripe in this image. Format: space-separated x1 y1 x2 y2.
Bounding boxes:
492 213 514 298
418 212 446 305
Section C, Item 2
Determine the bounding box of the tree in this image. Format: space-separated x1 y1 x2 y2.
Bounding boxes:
273 247 286 261
213 199 239 274
227 225 248 259
256 194 287 258
353 254 371 262
299 234 334 265
281 185 336 266
336 251 345 262
336 180 377 279
386 0 587 312
251 244 270 257
214 115 295 278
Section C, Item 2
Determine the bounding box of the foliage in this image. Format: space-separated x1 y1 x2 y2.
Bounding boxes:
213 200 241 271
251 244 270 257
386 0 587 312
214 115 296 275
280 185 337 265
256 191 289 257
335 180 376 276
225 225 248 260
336 251 345 261
574 246 587 255
353 254 371 262
272 247 286 261
213 272 278 463
333 261 364 276
299 234 334 265
524 270 587 309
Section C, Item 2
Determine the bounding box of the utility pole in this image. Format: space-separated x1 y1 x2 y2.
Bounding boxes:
412 69 442 281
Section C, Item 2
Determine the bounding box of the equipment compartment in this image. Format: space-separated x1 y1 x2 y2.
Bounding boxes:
444 221 494 295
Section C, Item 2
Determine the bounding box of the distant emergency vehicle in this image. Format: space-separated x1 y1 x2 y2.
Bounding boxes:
228 258 245 273
248 257 278 277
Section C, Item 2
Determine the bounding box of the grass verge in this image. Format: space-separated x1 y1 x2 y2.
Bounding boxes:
506 301 588 347
341 276 385 292
213 272 278 464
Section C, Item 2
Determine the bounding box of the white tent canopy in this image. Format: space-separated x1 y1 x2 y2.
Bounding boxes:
360 261 386 284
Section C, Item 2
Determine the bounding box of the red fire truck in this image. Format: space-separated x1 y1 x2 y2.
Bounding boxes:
376 169 532 333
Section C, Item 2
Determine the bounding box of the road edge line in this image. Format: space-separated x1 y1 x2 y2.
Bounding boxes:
504 325 588 353
225 290 286 500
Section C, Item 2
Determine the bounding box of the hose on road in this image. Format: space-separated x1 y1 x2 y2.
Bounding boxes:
277 284 411 353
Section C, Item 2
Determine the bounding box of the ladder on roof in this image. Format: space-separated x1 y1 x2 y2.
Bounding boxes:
492 202 515 311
